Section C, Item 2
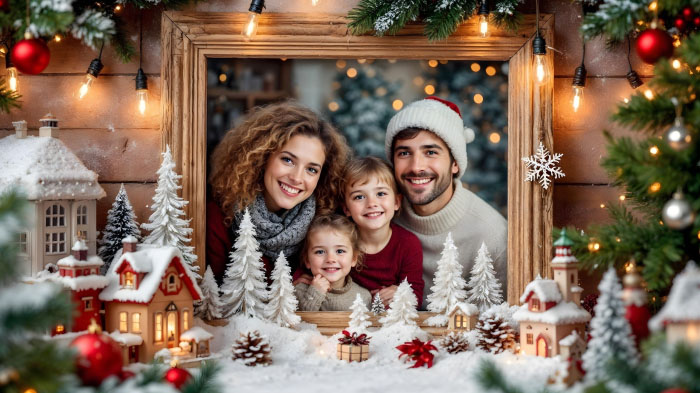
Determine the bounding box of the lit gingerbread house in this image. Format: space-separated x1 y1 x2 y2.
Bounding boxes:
31 239 109 335
0 116 105 276
513 230 591 357
99 237 203 363
649 261 700 348
447 302 479 331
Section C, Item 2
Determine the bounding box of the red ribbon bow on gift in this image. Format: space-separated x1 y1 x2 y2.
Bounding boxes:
339 330 371 345
396 338 438 368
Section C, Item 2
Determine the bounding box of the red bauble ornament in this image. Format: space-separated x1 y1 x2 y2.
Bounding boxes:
10 38 50 75
675 17 686 31
164 365 191 389
0 0 9 12
70 326 123 386
636 29 674 64
661 389 689 393
682 6 694 21
694 16 700 27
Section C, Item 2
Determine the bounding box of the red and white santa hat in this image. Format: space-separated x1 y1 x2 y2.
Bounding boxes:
385 96 476 178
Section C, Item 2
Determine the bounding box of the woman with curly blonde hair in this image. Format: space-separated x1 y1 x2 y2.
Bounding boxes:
207 101 350 281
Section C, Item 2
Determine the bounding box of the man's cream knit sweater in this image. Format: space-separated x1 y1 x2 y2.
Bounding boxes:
394 179 507 310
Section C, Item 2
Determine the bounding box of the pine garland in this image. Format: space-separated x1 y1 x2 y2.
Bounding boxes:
348 0 522 42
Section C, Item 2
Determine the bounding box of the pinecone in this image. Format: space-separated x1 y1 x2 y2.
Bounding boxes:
440 331 470 354
476 315 516 354
232 330 272 366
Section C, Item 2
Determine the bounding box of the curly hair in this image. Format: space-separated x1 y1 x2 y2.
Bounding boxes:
300 214 365 270
209 101 350 226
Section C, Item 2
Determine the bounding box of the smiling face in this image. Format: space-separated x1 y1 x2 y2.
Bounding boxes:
392 130 459 216
344 176 400 232
305 229 358 289
263 134 326 213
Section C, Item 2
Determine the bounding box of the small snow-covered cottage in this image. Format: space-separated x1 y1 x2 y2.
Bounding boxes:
513 231 591 357
0 116 105 276
558 330 586 385
31 239 109 335
447 302 479 331
649 262 700 347
99 237 203 363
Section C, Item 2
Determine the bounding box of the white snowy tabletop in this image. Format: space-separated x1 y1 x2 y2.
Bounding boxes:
0 135 105 200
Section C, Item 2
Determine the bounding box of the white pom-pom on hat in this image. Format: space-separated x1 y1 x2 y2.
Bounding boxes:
385 96 475 178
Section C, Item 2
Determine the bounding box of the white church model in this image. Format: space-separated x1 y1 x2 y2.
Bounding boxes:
0 115 105 275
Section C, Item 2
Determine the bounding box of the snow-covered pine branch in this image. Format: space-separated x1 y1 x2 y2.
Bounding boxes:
141 145 199 278
582 267 638 382
426 233 467 323
221 209 268 319
264 252 301 328
194 266 225 321
348 293 372 333
70 9 116 51
379 279 418 328
466 242 503 311
98 183 140 274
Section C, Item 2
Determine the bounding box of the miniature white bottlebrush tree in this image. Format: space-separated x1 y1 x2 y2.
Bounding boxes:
141 145 199 277
194 266 225 321
371 294 386 315
426 232 467 326
348 293 372 333
221 208 268 318
98 183 140 274
582 267 638 382
466 242 503 311
380 279 418 328
264 252 301 328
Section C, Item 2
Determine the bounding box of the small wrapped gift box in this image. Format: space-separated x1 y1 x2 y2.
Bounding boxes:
336 343 369 362
336 330 371 363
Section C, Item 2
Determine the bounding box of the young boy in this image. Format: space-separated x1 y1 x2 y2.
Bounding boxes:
342 157 424 308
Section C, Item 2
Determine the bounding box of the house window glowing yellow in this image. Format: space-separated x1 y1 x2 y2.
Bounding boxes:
455 314 465 328
124 272 134 289
119 312 128 332
183 310 189 331
155 313 163 342
132 313 141 333
531 299 540 311
167 313 177 343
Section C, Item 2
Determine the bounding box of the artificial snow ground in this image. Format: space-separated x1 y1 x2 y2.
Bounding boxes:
197 316 565 393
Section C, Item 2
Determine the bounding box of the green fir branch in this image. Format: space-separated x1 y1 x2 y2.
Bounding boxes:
678 32 700 67
491 0 522 32
581 0 647 43
0 83 21 114
348 0 396 35
182 361 222 393
2 339 76 393
110 15 136 63
611 94 676 132
425 0 476 42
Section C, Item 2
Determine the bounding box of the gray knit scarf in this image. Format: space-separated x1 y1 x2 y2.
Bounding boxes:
233 194 316 260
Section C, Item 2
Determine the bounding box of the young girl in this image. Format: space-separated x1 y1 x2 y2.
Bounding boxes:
342 157 424 308
207 101 350 283
294 214 372 311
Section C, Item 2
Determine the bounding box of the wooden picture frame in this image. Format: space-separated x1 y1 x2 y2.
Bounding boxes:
160 11 554 330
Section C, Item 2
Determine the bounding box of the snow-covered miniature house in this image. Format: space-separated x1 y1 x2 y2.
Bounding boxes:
39 239 109 335
649 262 700 348
558 330 586 385
180 326 213 358
0 116 106 276
513 231 591 357
447 302 479 331
99 237 203 363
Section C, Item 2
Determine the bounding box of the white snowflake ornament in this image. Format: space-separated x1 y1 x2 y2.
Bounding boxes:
521 142 565 190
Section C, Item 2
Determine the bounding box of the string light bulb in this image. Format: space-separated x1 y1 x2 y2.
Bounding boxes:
242 0 264 41
77 43 104 100
135 14 148 115
478 1 490 38
571 64 586 112
5 53 18 93
311 0 320 5
532 0 550 86
587 238 601 252
135 69 148 115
